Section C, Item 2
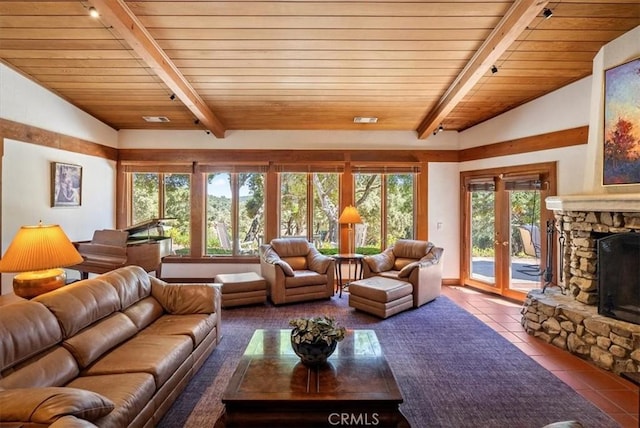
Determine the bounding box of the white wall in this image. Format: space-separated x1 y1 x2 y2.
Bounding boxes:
118 128 458 150
584 25 640 195
428 162 460 279
1 64 119 294
0 63 118 147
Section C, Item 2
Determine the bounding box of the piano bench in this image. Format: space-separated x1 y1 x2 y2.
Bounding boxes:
214 272 267 309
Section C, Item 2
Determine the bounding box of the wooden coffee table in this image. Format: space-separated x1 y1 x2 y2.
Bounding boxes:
218 329 409 427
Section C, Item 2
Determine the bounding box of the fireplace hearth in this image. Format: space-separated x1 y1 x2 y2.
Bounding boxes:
519 194 640 376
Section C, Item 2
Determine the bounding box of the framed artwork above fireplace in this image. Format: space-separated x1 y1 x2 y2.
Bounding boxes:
603 56 640 186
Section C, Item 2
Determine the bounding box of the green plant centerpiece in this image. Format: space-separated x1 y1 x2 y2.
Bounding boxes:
289 316 346 366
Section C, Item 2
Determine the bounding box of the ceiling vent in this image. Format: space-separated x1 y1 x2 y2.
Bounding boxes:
142 116 170 123
353 116 378 124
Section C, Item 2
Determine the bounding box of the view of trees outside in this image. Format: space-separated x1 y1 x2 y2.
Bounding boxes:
312 174 339 252
280 173 308 237
206 172 265 256
131 173 191 255
355 173 415 254
280 173 339 254
470 189 541 258
131 170 415 257
386 174 415 245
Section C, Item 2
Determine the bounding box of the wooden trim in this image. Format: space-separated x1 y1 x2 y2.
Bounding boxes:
0 118 118 160
118 148 458 164
417 0 550 138
459 126 588 162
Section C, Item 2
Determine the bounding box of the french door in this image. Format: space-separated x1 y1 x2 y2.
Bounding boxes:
461 163 556 300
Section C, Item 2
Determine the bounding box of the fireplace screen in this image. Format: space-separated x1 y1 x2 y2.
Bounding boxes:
598 233 640 325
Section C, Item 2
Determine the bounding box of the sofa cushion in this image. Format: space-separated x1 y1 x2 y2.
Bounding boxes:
393 257 416 271
82 335 192 387
34 279 121 338
0 387 114 424
122 296 165 330
100 265 151 310
0 347 79 389
50 415 99 427
139 313 217 348
282 256 307 271
270 238 310 257
0 301 62 372
67 373 155 428
150 278 218 315
63 313 138 369
392 239 433 259
285 271 328 288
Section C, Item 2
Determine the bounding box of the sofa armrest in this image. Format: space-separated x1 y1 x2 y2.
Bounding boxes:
363 248 395 273
0 387 113 425
260 245 295 276
307 247 334 274
411 248 444 307
150 277 221 315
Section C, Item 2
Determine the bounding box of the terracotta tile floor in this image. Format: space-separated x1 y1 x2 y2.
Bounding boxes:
442 285 639 428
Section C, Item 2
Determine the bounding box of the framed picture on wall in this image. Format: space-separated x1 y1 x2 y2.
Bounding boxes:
603 56 640 186
51 162 82 207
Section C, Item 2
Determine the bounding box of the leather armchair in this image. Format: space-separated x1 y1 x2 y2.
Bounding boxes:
362 239 444 307
260 238 335 305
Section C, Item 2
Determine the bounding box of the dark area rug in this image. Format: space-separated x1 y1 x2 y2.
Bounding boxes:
159 294 618 428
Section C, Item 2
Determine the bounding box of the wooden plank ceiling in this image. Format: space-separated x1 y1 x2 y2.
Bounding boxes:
0 1 638 138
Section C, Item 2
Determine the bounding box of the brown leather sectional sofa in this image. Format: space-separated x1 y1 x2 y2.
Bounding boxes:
0 265 221 427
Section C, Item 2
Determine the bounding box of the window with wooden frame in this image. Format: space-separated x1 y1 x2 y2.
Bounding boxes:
126 166 192 256
353 165 419 253
276 164 343 255
200 164 267 257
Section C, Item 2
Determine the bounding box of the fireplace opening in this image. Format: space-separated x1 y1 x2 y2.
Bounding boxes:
597 232 640 325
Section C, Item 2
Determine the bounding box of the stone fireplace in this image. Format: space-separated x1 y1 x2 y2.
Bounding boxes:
521 194 640 375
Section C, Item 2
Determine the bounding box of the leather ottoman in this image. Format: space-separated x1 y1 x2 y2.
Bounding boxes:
214 272 267 308
348 276 413 319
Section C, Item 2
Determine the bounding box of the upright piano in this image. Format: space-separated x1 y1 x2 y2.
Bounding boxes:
71 219 173 279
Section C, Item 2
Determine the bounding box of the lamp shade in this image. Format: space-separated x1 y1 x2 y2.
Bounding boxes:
0 223 83 273
338 205 362 225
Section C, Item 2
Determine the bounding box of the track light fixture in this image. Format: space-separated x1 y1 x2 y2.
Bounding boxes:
88 7 99 18
432 123 444 136
542 8 553 19
169 93 176 100
491 65 498 74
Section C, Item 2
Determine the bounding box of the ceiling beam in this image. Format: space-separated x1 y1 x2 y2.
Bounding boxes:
88 0 226 138
416 0 549 139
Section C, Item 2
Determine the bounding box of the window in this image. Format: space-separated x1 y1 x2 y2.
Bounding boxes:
355 171 415 253
206 172 265 256
279 172 340 254
130 172 191 255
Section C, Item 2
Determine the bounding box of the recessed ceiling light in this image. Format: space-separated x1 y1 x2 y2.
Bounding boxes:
142 116 170 123
353 116 378 124
88 7 99 18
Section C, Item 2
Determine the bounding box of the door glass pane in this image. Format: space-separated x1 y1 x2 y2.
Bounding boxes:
238 172 265 255
280 173 308 237
470 189 496 284
312 173 339 254
164 174 190 255
509 190 542 292
206 173 232 255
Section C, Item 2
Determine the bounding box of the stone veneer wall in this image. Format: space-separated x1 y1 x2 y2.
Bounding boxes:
522 289 640 374
554 210 640 305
